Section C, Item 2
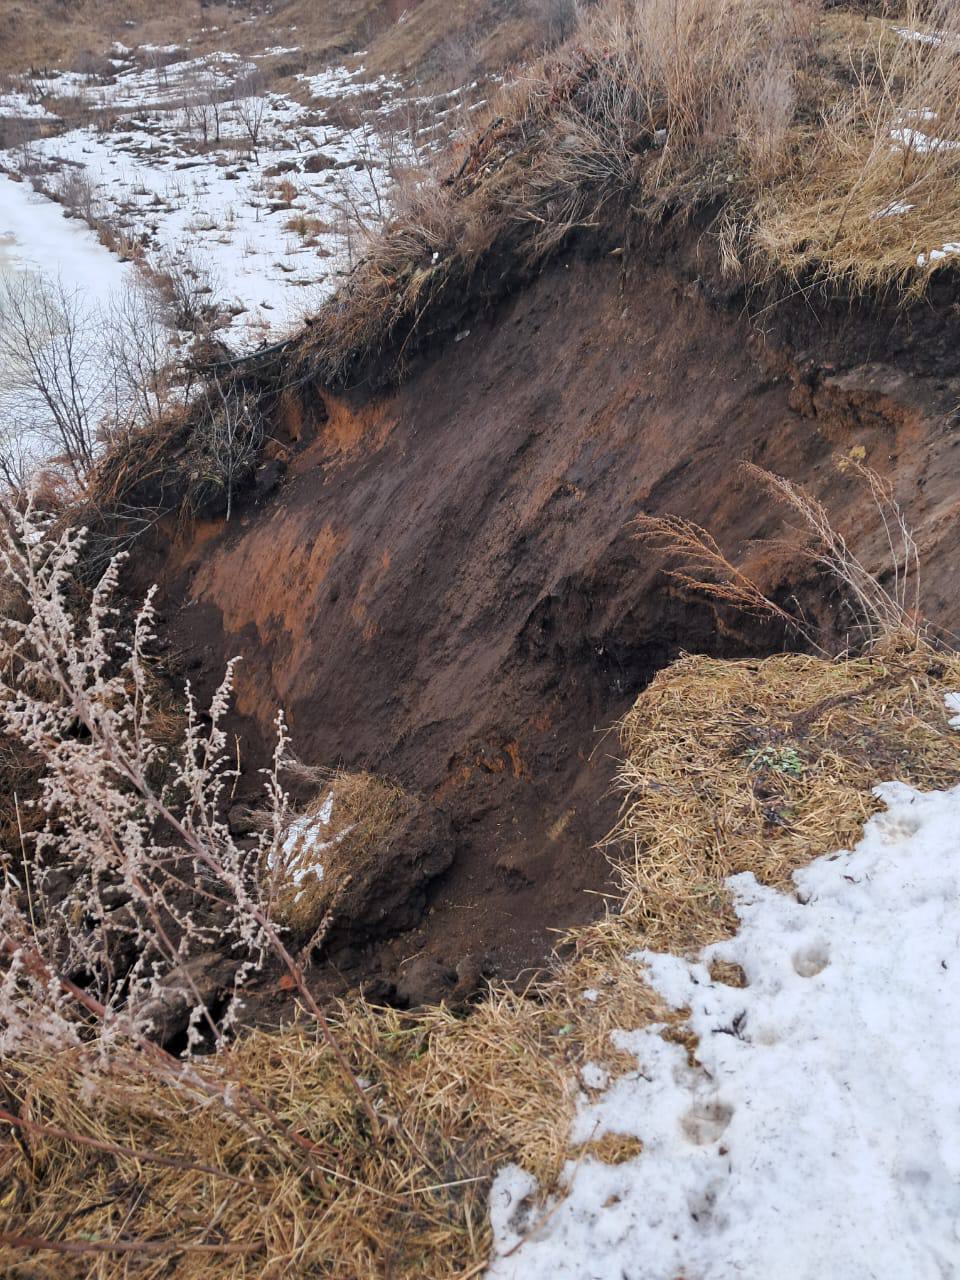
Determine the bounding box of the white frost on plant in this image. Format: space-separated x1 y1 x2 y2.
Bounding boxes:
945 692 960 729
488 779 960 1279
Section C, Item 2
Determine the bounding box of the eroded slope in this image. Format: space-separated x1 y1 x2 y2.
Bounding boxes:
151 238 960 1002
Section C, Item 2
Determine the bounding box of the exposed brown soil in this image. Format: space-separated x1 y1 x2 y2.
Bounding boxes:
143 230 960 1009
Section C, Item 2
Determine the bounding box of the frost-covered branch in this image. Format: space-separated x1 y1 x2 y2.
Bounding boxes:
0 501 374 1124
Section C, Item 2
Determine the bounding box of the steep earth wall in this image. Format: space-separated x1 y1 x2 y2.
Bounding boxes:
148 234 960 1005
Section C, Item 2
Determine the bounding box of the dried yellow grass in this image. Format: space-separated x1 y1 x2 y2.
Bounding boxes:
290 0 960 397
4 647 960 1276
754 2 960 291
604 648 960 953
271 769 407 942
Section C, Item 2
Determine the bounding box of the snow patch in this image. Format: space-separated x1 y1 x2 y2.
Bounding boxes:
488 778 960 1279
0 92 56 120
890 125 960 154
272 791 353 896
870 199 914 219
893 27 957 49
918 242 960 267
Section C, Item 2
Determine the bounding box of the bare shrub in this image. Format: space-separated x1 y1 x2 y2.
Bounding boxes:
0 265 186 490
144 43 180 94
234 71 267 162
3 114 41 171
0 501 373 1120
195 377 264 520
149 246 221 334
52 165 100 223
180 65 230 148
326 110 438 270
104 272 180 430
333 120 391 231
49 88 92 129
0 271 101 482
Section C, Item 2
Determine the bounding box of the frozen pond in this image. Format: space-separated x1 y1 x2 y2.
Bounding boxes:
0 170 129 300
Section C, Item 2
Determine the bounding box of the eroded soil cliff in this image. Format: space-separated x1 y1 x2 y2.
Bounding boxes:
144 232 960 1006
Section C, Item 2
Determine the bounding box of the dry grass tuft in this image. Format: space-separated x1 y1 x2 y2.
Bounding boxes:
636 458 930 656
269 769 408 946
745 459 924 649
633 511 806 637
292 0 823 387
603 648 960 954
5 646 960 1276
285 0 960 394
755 1 960 291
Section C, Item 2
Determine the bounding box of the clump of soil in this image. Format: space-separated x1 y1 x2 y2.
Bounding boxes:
272 772 454 965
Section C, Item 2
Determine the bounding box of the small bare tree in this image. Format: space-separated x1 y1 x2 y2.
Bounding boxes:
199 377 264 521
181 67 225 148
0 271 100 482
0 263 189 492
104 272 180 432
235 70 267 162
145 44 173 95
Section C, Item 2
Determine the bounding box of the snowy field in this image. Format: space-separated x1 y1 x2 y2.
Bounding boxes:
0 42 476 475
0 170 129 304
1 48 469 351
488 755 960 1278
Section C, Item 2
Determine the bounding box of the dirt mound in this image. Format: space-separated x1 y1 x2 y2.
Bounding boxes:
145 231 960 1006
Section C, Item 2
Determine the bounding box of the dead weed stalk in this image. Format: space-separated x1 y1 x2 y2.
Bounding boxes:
636 459 927 654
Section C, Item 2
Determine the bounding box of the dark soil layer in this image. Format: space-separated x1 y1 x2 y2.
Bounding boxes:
144 235 960 1007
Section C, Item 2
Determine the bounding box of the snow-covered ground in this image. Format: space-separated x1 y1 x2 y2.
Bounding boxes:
488 765 960 1277
0 91 55 120
0 170 129 303
2 51 467 351
0 43 478 476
